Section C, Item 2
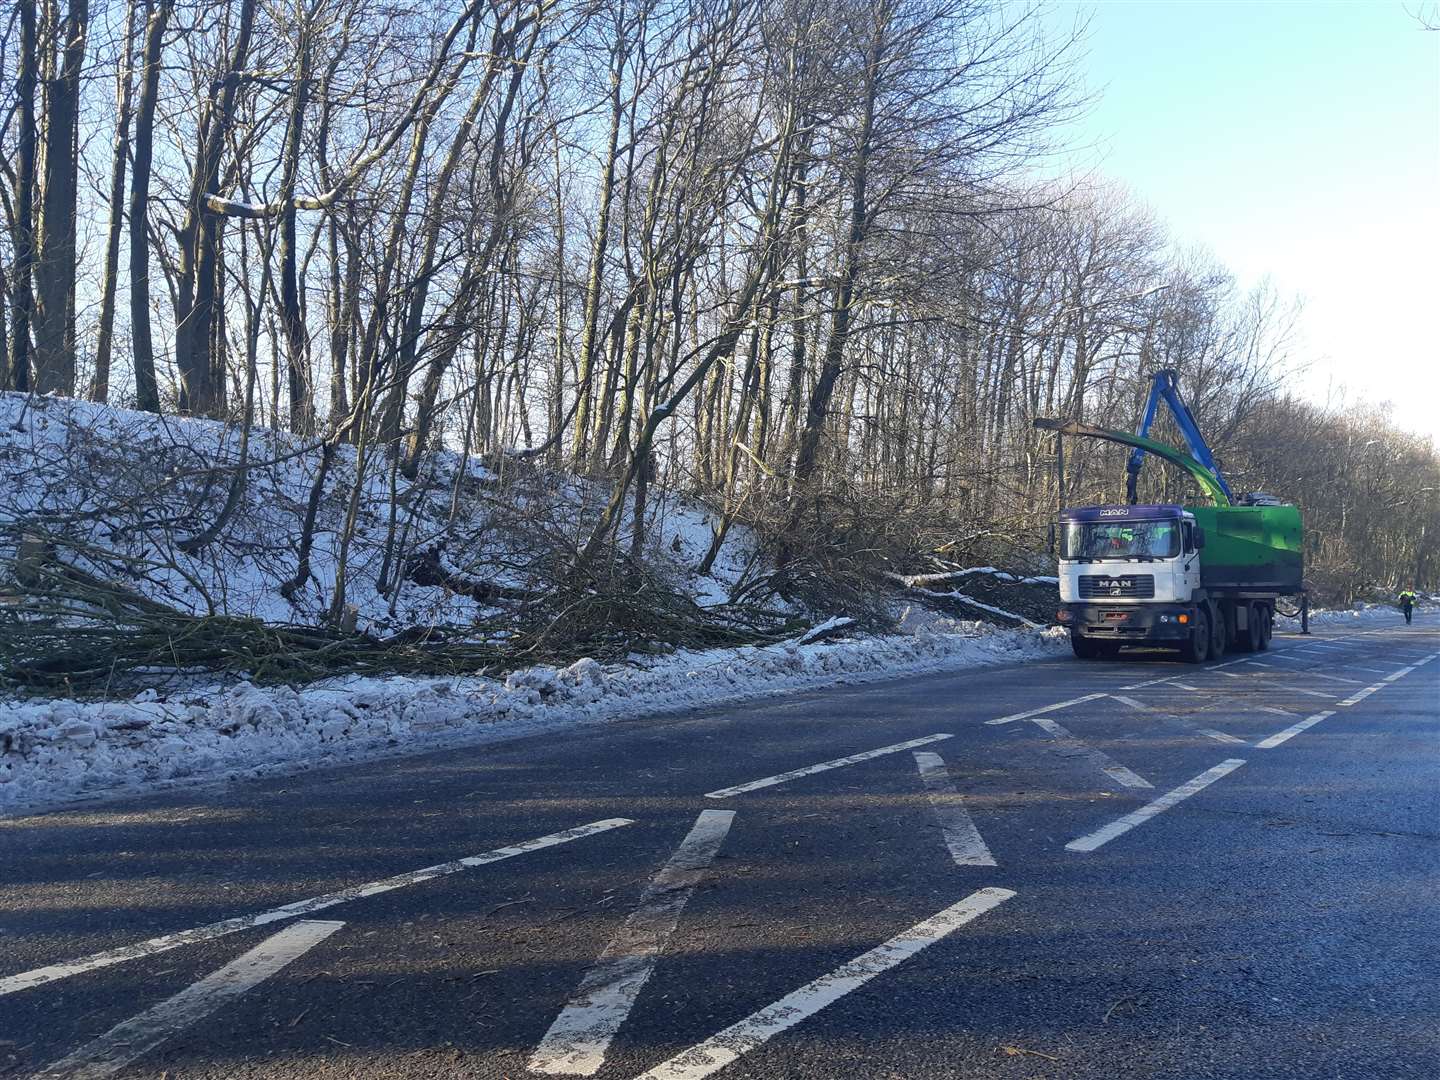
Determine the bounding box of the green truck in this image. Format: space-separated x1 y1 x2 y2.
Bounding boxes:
1038 373 1303 662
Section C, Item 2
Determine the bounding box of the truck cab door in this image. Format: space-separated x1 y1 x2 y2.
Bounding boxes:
1180 522 1202 599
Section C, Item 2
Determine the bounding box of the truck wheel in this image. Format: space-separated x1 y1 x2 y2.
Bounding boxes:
1180 611 1210 664
1071 633 1098 659
1258 606 1273 651
1243 605 1263 652
1209 605 1227 658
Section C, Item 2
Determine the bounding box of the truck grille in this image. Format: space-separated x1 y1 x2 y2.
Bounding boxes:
1078 574 1155 599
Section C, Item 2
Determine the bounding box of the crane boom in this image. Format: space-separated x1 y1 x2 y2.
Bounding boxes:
1126 370 1234 505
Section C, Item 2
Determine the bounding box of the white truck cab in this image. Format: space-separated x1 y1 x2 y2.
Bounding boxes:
1057 504 1201 607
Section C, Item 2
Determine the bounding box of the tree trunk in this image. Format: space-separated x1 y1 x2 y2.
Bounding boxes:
569 25 627 464
128 0 171 413
8 0 39 394
174 0 257 417
791 47 877 494
92 0 138 403
278 34 313 434
33 0 88 396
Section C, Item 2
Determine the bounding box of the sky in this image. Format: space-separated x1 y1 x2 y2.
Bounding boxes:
1045 1 1440 444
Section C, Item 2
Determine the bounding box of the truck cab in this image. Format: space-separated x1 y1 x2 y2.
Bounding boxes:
1057 504 1207 656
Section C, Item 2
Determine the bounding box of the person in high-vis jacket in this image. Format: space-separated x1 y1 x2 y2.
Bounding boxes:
1399 588 1417 624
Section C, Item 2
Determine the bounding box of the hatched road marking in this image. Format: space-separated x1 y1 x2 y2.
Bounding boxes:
1256 711 1336 749
913 751 997 867
986 693 1108 725
1066 760 1246 853
628 889 1016 1080
0 819 631 998
531 811 735 1076
1028 717 1153 789
1110 695 1246 745
33 920 345 1080
704 734 952 799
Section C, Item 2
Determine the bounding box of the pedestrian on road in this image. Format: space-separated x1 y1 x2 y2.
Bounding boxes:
1398 587 1416 624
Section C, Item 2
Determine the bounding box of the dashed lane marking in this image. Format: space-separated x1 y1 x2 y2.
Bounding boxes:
628 889 1016 1080
1028 717 1153 789
985 693 1107 725
912 752 996 867
1256 711 1336 749
0 818 631 998
32 920 345 1080
704 734 951 799
530 811 735 1076
1066 760 1246 853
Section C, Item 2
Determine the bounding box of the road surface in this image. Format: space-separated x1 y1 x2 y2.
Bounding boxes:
2 619 1437 1080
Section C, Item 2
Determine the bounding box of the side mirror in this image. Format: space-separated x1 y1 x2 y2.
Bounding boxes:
1193 528 1206 549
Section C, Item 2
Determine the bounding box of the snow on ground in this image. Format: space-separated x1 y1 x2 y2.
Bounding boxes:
3 600 1428 819
0 392 764 632
0 621 1069 818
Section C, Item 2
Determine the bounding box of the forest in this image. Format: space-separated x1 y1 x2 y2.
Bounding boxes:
1 0 1435 678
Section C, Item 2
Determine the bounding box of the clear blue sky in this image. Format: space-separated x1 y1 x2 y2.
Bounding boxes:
1045 1 1439 443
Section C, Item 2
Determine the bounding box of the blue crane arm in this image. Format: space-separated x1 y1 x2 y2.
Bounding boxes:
1125 370 1234 504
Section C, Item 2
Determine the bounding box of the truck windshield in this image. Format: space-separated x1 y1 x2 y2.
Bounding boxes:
1062 520 1179 560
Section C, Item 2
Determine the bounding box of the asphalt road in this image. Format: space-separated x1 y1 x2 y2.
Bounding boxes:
2 618 1437 1080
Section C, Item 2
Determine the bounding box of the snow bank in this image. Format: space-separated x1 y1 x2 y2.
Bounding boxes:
2 599 1429 818
1285 600 1437 631
0 622 1069 817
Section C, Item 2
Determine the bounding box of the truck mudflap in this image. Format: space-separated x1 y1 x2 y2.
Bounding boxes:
1059 603 1194 642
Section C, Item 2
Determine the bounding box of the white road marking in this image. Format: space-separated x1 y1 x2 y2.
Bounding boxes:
1171 682 1202 692
1110 695 1154 712
1256 711 1336 749
1245 660 1276 668
1028 718 1153 789
1276 686 1337 700
1337 683 1385 706
985 693 1107 725
1350 666 1395 675
32 920 344 1080
530 811 735 1076
1197 728 1247 744
1119 674 1180 690
0 818 631 998
1111 695 1245 746
1300 671 1365 685
629 889 1015 1080
912 752 996 867
1256 705 1302 718
1066 760 1246 853
703 735 951 799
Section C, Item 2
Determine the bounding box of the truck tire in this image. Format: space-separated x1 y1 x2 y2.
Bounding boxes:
1258 606 1273 651
1071 633 1099 659
1179 610 1210 663
1242 604 1263 652
1209 603 1227 658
